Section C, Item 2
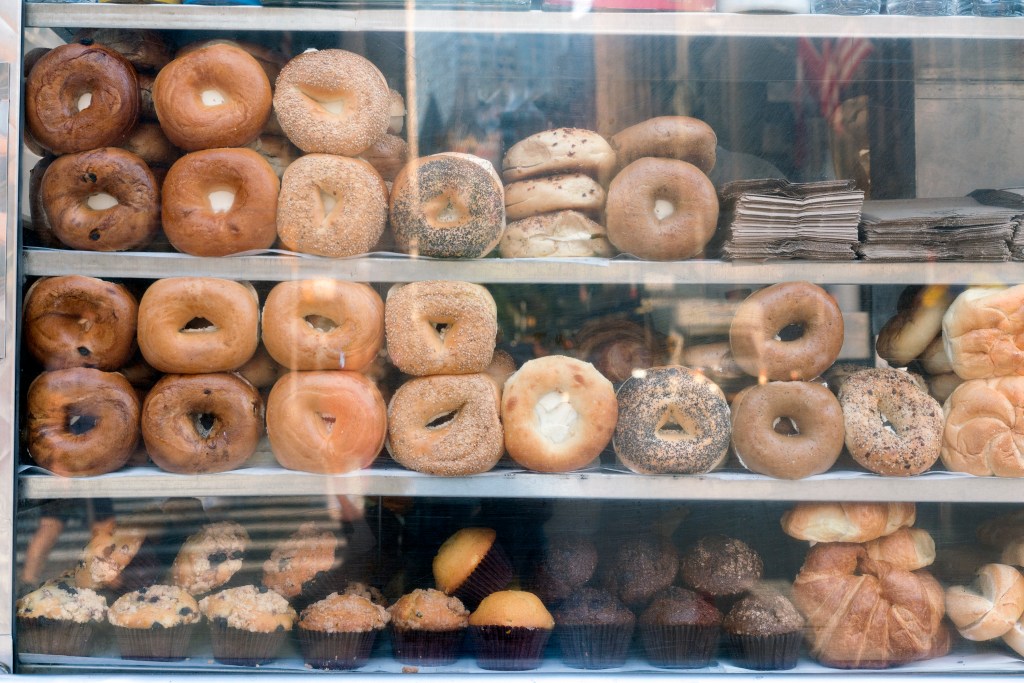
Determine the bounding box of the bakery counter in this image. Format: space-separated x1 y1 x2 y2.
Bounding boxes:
23 4 1024 39
18 464 1024 503
21 248 1023 286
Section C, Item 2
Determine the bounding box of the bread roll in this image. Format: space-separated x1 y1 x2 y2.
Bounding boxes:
945 563 1024 641
943 285 1024 379
780 502 915 544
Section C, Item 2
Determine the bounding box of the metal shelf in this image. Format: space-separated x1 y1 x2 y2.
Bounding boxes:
21 249 1024 285
24 4 1024 38
17 465 1022 503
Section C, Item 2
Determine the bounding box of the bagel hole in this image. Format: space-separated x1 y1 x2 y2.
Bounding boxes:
432 322 451 341
86 193 118 211
437 199 462 224
655 407 699 442
76 92 93 112
653 198 675 221
181 317 217 333
773 416 800 436
535 391 578 444
880 414 898 435
303 89 346 116
316 412 336 434
191 412 217 439
67 413 97 436
775 323 805 342
426 410 457 429
318 188 338 217
207 188 236 214
200 89 226 107
305 315 338 332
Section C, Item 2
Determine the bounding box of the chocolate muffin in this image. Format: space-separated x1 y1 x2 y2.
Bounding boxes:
724 588 804 670
603 536 678 608
533 536 599 606
679 535 763 598
554 587 635 669
639 586 722 668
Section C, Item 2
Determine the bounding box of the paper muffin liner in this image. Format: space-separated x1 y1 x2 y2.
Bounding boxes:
209 620 289 666
296 626 378 670
470 625 552 671
556 622 635 669
451 541 513 610
118 540 162 594
640 623 720 668
291 566 345 613
729 630 802 670
390 626 467 666
16 616 104 657
112 622 197 662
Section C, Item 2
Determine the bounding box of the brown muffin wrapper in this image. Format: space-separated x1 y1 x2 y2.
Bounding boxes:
557 622 635 669
209 620 289 666
641 623 720 668
290 565 344 613
112 622 197 662
297 626 378 670
118 541 162 594
16 616 103 657
390 626 467 666
470 625 552 671
451 541 513 610
729 630 802 671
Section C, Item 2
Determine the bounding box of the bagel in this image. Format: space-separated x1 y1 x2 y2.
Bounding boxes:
262 280 384 372
175 39 287 85
71 29 172 72
780 502 916 543
119 122 180 169
945 564 1024 641
360 133 408 183
498 211 613 258
920 334 953 375
485 350 516 395
137 278 259 374
730 381 844 479
244 134 301 179
504 173 604 222
273 48 390 156
235 344 286 390
28 156 59 248
41 147 159 251
681 341 752 394
266 370 387 474
277 154 388 258
574 317 666 384
839 368 943 476
390 153 505 258
876 285 952 368
943 285 1024 380
162 148 280 256
26 41 139 155
24 276 138 371
605 158 718 260
610 116 717 173
941 377 1024 477
928 372 963 403
613 365 730 474
502 128 616 183
389 89 405 134
26 368 140 477
142 373 264 474
385 281 497 376
154 43 272 151
730 281 844 381
387 374 504 476
138 72 157 121
502 356 617 472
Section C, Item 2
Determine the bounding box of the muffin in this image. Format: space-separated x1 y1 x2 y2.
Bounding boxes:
16 582 108 656
75 523 157 593
433 527 513 610
469 590 554 671
262 522 338 608
723 588 804 670
639 586 722 668
108 584 200 661
554 587 635 669
388 588 469 665
340 581 388 607
602 536 678 608
533 536 598 606
679 535 763 600
172 521 250 596
297 592 389 670
199 585 297 666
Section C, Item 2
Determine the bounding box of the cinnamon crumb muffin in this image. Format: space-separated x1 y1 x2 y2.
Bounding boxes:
172 522 250 596
199 585 296 665
108 584 200 661
297 592 389 670
16 582 108 656
388 588 469 665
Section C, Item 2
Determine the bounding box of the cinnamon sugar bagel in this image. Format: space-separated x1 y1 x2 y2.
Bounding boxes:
154 43 272 151
24 276 138 371
274 49 390 156
387 374 503 476
26 41 140 155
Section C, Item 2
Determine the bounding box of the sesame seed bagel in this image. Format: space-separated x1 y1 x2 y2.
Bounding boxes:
838 368 943 476
274 49 390 156
390 153 505 258
613 365 731 475
387 373 504 476
360 133 408 183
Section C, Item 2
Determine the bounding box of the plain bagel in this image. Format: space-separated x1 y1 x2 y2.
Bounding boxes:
499 211 613 258
611 116 717 173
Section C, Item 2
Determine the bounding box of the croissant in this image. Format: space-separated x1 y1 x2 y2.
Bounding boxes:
781 502 915 544
792 542 949 668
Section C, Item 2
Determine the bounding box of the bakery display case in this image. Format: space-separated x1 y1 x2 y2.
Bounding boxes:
4 0 1024 679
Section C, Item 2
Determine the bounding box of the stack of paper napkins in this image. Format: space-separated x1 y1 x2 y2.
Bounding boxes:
719 179 864 260
858 198 1020 261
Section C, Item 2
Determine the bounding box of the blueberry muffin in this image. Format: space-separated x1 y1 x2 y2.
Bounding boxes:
340 581 388 607
75 524 155 592
16 582 108 656
262 522 338 606
554 587 635 669
172 522 250 596
297 592 389 670
388 588 469 665
199 585 297 665
108 584 200 661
